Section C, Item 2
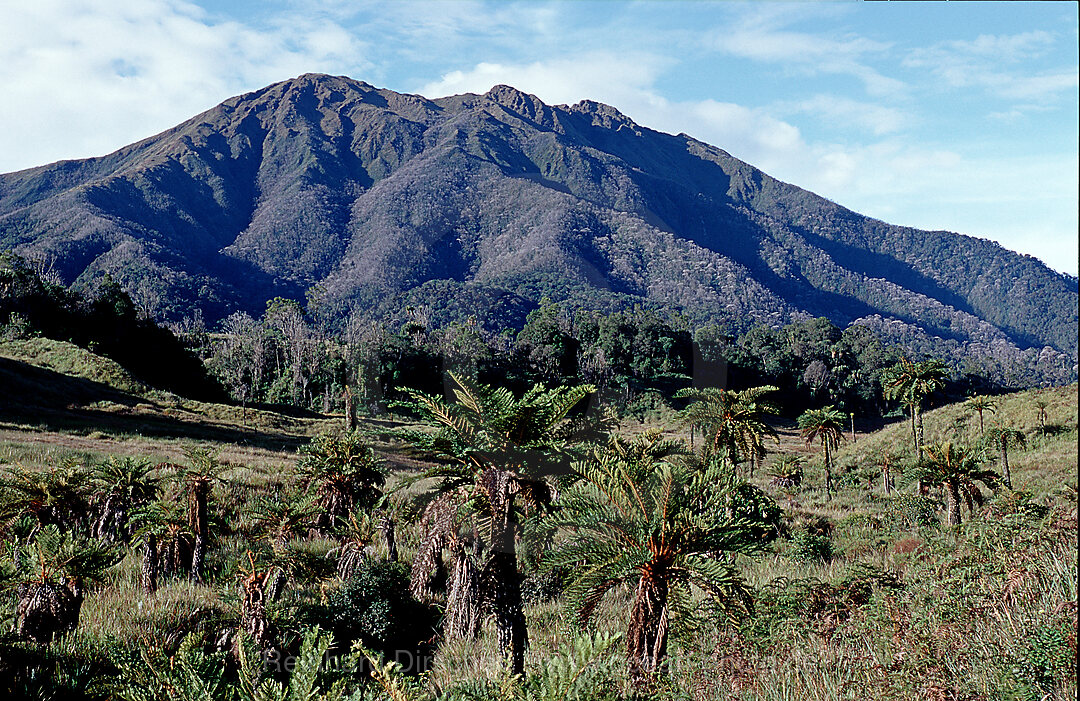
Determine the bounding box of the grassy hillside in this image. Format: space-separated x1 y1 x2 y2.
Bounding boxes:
0 356 1074 699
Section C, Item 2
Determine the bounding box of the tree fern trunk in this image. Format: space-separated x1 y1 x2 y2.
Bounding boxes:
909 404 918 454
142 533 159 593
1000 443 1012 489
823 440 832 499
189 478 209 583
627 567 669 688
488 549 526 676
480 468 527 675
915 405 924 455
378 512 397 562
190 535 205 584
446 543 483 640
946 482 962 526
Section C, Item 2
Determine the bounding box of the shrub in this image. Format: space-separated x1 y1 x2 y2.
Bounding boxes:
883 493 939 530
786 529 833 562
726 483 783 543
301 559 437 674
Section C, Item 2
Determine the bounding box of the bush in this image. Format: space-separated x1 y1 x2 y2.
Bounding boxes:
300 559 437 674
884 493 939 530
786 529 833 562
726 483 783 543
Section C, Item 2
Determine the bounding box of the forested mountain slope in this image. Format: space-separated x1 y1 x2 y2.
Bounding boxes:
1 73 1075 373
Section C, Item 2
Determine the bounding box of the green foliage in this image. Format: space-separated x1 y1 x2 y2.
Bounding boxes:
298 431 386 531
675 384 779 467
547 432 762 683
1008 618 1076 699
0 460 92 532
785 529 833 562
882 493 939 530
359 630 624 701
0 253 223 399
12 525 121 585
111 627 359 701
0 633 117 701
724 482 782 544
302 560 436 673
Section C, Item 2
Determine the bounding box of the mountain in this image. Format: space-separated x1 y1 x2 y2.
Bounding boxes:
0 73 1076 372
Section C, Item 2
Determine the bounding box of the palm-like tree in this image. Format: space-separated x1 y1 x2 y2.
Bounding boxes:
13 525 120 642
881 358 949 455
129 498 195 592
916 443 998 526
965 395 996 439
797 406 846 499
675 385 779 473
297 431 386 534
0 461 91 533
402 373 600 675
162 447 228 585
985 427 1026 489
1034 399 1049 432
546 433 759 688
248 488 321 553
90 457 160 545
768 455 804 489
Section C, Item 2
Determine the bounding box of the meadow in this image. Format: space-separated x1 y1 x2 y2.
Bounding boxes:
0 337 1075 701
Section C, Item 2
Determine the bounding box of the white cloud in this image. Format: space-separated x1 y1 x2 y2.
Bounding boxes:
0 0 369 173
419 52 673 111
779 95 911 135
709 7 905 98
903 30 1078 102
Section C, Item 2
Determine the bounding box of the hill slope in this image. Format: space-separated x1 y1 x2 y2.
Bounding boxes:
1 74 1075 370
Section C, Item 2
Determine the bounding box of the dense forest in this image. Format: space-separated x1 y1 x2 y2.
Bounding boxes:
2 251 1066 429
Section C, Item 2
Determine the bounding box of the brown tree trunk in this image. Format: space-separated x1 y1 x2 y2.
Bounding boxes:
823 440 833 499
93 494 126 544
487 549 526 676
344 385 357 432
627 565 669 689
189 478 209 584
16 579 84 643
915 405 925 454
1000 443 1012 489
913 405 929 494
378 512 397 562
445 542 483 640
946 482 962 526
480 468 526 676
238 570 277 653
142 533 159 593
909 404 918 454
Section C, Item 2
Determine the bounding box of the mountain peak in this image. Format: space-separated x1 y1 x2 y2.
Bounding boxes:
0 76 1074 376
569 99 638 131
483 84 555 125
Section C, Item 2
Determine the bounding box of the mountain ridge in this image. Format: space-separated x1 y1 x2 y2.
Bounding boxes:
0 73 1075 373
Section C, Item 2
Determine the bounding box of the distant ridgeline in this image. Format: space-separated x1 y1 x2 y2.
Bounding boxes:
0 73 1074 392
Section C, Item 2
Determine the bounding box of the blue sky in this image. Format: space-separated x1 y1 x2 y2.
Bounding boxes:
1 1 1076 274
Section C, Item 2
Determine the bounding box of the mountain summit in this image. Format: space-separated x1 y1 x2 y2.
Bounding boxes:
0 73 1075 366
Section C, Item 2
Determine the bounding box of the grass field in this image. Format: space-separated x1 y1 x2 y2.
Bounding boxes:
0 339 1075 700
